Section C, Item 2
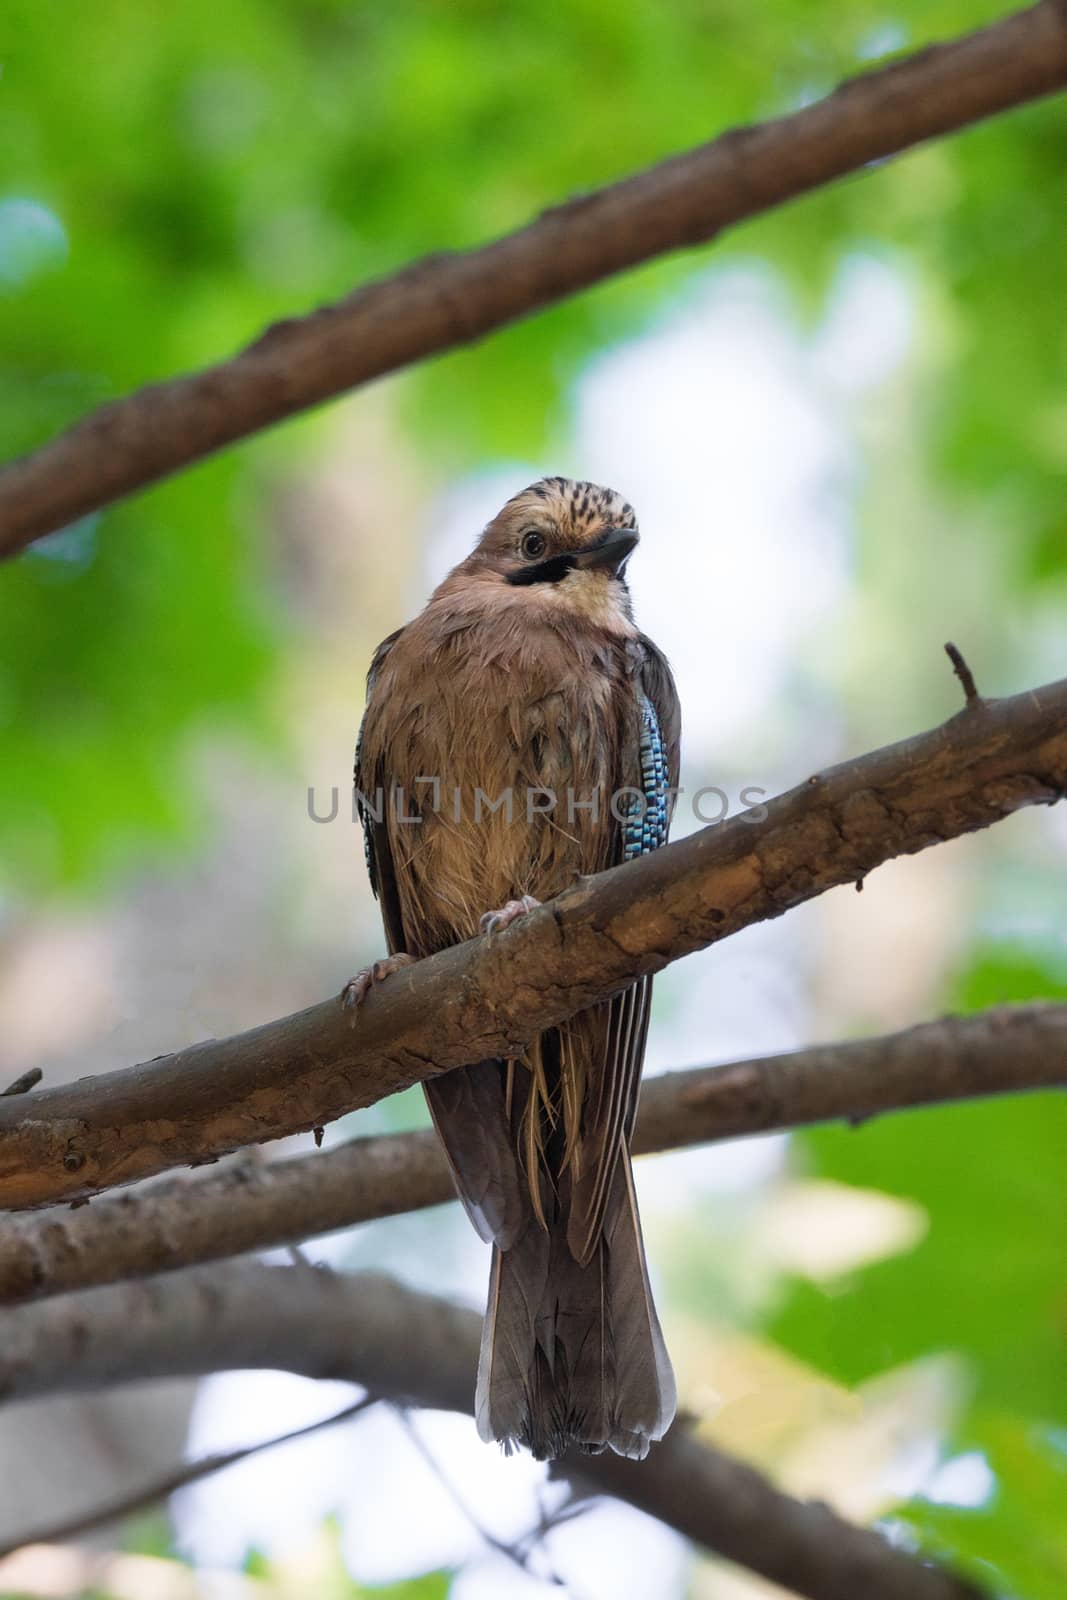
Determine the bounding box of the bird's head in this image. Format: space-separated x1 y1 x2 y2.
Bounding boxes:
462 477 640 627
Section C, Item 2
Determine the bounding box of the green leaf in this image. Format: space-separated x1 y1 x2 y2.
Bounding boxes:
898 1415 1067 1600
770 1091 1067 1417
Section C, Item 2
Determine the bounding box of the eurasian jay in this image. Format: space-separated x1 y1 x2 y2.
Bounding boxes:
348 477 680 1460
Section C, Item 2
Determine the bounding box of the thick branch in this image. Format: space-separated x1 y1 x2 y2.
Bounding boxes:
0 674 1063 1209
2 1 1066 555
2 1001 1064 1306
0 1264 983 1600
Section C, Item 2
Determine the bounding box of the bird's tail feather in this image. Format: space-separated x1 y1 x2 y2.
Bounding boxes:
475 1156 675 1460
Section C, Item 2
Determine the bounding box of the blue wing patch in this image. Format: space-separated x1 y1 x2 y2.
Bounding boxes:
622 692 671 861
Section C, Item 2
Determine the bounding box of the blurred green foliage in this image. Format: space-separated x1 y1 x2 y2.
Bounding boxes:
769 942 1067 1597
0 1540 451 1600
243 1523 453 1598
1 5 1065 1593
2 0 1065 889
900 1414 1067 1600
0 1515 452 1599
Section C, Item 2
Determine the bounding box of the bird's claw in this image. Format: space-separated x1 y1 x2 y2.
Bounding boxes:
341 953 416 1014
479 896 542 938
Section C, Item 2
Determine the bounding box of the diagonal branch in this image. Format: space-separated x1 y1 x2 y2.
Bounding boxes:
0 1394 377 1563
1 1070 43 1098
0 1263 985 1600
2 0 1066 555
0 672 1064 1210
1 1000 1064 1307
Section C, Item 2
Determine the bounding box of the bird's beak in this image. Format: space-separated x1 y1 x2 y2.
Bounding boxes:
572 527 639 575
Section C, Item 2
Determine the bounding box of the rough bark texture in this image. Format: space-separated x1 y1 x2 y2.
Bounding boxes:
2 1 1066 554
0 1264 984 1600
1 1001 1063 1306
0 675 1063 1210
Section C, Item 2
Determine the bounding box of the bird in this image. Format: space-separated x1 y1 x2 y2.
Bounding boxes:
347 476 680 1461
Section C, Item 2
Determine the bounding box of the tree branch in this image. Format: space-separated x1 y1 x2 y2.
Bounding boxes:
0 1394 377 1563
1 1069 43 1098
0 1263 984 1600
2 1 1066 556
1 1000 1064 1307
0 672 1063 1210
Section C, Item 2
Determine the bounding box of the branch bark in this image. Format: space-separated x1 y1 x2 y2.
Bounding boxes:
0 1263 984 1600
2 1 1066 556
2 1001 1064 1307
0 674 1063 1210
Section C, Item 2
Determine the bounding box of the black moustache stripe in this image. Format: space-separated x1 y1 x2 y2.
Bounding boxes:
506 553 576 586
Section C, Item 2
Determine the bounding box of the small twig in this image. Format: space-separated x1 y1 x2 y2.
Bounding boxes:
530 1486 595 1542
944 641 981 706
0 1393 377 1562
393 1407 571 1589
285 1242 331 1273
1 1068 42 1098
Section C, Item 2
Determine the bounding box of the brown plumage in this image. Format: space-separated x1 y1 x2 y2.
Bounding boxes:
352 477 680 1460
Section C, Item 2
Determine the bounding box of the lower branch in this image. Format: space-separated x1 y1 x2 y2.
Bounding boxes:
0 672 1064 1210
1 1001 1063 1307
0 1263 984 1600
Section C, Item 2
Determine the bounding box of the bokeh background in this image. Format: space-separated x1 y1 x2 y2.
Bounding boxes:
2 2 1066 1596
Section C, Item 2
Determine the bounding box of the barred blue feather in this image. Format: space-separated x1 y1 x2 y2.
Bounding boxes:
623 692 671 860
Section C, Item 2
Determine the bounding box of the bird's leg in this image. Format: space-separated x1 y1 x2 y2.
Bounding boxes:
479 895 542 938
341 952 416 1010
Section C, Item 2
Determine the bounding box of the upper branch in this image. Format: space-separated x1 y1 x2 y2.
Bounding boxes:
0 672 1063 1210
2 1 1066 555
0 1263 985 1600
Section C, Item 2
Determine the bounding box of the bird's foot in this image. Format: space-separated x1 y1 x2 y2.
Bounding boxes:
341 953 416 1012
479 895 542 938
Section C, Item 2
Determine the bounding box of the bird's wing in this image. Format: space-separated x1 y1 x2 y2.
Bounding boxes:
355 627 528 1251
355 628 407 954
636 630 682 798
565 636 681 1265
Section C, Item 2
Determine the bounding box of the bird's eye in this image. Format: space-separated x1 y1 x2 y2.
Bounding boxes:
520 529 546 560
